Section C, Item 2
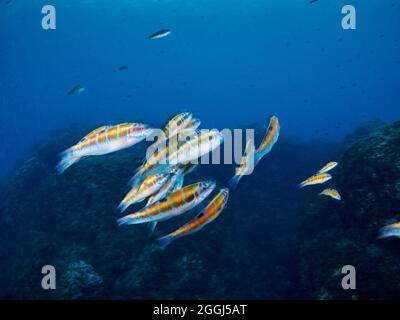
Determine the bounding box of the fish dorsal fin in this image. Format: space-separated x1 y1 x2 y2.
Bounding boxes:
81 125 110 141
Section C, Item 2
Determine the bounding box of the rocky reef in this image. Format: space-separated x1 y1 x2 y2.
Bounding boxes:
2 120 400 299
299 121 400 299
0 125 339 299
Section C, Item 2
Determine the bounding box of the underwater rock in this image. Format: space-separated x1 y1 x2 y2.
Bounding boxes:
0 126 339 299
299 121 400 299
62 260 103 299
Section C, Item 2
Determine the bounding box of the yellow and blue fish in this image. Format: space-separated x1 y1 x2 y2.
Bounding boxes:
117 180 216 226
255 115 280 165
157 188 229 248
318 162 338 173
319 188 341 200
57 123 153 173
298 172 332 189
119 173 170 212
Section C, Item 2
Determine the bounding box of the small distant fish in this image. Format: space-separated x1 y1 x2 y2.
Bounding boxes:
378 222 400 239
229 139 255 189
255 116 280 165
149 29 171 40
157 188 229 248
319 188 341 200
310 0 319 3
318 162 338 173
57 123 153 173
299 172 332 189
119 65 128 71
68 85 85 95
117 180 216 226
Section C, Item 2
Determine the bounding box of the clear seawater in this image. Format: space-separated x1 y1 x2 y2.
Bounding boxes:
1 0 400 300
1 0 399 177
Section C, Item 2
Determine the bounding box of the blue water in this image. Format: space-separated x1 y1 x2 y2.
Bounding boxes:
1 0 399 176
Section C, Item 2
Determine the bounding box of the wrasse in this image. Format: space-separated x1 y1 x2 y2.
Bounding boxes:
157 188 230 248
255 116 280 164
178 118 201 137
318 162 338 173
229 139 255 189
117 180 216 226
298 172 332 189
146 170 183 232
147 171 184 233
186 118 201 132
146 170 182 206
319 188 341 200
68 85 85 95
130 113 193 187
162 112 193 140
119 173 170 212
378 222 400 239
57 123 153 173
149 29 171 40
168 130 223 164
129 142 176 191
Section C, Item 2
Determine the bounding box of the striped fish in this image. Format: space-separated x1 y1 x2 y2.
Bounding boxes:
129 113 193 188
378 222 400 239
298 172 332 189
157 188 230 248
319 188 341 200
119 173 170 212
255 116 280 164
57 123 153 173
117 180 216 226
154 112 193 148
318 162 338 173
146 169 183 232
168 130 223 164
146 170 182 206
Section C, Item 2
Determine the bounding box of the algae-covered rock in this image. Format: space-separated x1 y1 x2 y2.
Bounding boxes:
0 126 338 299
62 260 103 299
299 121 400 299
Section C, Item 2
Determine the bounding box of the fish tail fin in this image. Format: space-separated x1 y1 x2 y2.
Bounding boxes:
254 151 263 166
157 234 173 248
378 227 397 239
377 231 393 239
56 156 80 174
118 202 129 213
117 216 131 227
228 175 242 190
148 221 158 233
128 170 142 187
298 182 305 189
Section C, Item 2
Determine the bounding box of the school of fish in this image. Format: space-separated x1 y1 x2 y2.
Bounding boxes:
57 112 281 247
298 161 341 201
56 113 399 246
